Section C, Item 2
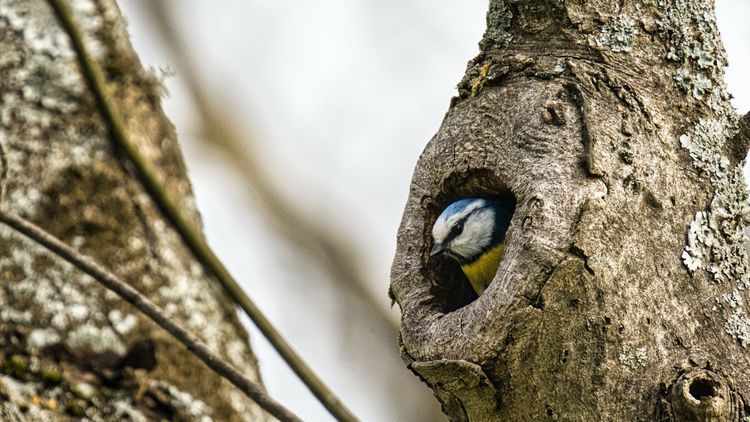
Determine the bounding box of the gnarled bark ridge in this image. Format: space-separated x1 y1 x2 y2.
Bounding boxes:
391 0 750 419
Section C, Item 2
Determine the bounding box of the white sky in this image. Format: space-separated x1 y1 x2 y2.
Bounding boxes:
119 1 750 421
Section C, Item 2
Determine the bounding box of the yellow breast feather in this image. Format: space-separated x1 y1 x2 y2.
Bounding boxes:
461 242 505 295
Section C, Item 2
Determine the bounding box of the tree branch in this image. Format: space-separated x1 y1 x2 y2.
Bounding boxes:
0 210 302 422
45 0 357 420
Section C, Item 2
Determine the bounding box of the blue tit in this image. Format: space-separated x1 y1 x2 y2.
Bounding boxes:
430 198 513 295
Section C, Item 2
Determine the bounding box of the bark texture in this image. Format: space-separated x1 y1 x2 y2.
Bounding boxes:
391 0 750 420
0 0 266 420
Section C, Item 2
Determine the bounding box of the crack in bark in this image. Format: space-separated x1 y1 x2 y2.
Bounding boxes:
530 263 562 310
728 111 750 168
569 244 595 277
0 135 8 204
564 82 604 177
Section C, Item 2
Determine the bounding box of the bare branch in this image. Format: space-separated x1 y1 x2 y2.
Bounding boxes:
0 210 302 422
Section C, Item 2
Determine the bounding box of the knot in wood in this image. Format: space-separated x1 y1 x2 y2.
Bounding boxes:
663 369 747 422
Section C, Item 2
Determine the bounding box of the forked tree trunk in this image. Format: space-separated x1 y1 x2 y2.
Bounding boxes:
391 0 750 420
0 1 266 420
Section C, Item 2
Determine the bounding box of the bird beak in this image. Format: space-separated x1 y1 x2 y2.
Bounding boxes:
430 242 444 256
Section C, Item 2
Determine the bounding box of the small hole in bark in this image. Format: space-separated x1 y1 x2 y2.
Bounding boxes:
426 170 516 313
545 404 555 417
688 378 718 400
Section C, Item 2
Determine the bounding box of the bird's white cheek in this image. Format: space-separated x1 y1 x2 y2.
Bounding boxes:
449 239 480 260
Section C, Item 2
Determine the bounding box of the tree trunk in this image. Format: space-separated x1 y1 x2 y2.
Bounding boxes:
0 1 266 420
391 0 750 420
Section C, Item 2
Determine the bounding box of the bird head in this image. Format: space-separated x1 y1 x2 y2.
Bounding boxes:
431 198 510 264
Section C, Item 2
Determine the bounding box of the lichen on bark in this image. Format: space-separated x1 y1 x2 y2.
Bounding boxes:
663 0 750 349
391 0 750 419
0 0 266 420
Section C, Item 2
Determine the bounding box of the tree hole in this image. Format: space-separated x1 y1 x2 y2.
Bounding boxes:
426 170 516 313
688 378 718 400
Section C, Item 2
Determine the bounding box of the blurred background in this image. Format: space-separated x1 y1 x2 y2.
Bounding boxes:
117 1 750 421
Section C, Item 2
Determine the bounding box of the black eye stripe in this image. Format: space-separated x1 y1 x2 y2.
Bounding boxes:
445 218 467 243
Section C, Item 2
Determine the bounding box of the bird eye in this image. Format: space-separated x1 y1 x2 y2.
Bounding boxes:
448 220 465 240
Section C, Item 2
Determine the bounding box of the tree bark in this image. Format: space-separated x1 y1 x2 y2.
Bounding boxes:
391 0 750 420
0 0 266 420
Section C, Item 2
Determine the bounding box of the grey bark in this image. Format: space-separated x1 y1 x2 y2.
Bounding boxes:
391 0 750 420
0 0 267 420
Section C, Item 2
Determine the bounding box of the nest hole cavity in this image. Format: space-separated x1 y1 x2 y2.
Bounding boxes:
426 170 516 313
688 378 718 401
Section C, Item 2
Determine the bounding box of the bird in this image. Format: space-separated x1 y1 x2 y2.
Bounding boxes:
430 198 514 296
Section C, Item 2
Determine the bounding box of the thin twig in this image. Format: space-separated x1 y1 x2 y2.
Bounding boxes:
45 1 358 421
0 210 302 422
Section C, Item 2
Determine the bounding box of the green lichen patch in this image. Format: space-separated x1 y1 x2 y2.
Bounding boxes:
1 355 29 380
64 398 86 417
680 118 750 287
618 345 648 368
480 0 513 51
655 0 735 121
674 68 713 100
725 308 750 348
467 61 514 98
595 15 637 53
456 54 537 99
663 0 750 347
0 338 213 421
39 367 63 385
470 62 493 97
655 0 726 69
